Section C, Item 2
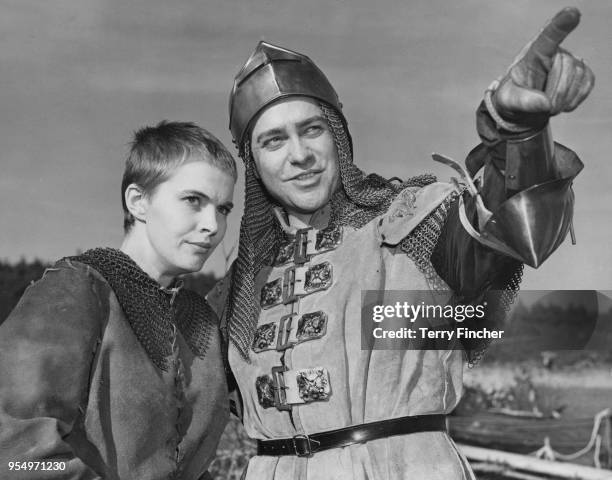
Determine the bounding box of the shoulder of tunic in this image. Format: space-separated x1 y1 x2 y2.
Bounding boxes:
377 182 458 246
15 257 111 319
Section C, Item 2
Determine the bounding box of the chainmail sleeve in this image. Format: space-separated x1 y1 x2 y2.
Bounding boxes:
428 121 525 365
430 195 523 365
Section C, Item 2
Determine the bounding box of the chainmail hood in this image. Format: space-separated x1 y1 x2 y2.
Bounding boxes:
67 248 216 371
227 103 436 360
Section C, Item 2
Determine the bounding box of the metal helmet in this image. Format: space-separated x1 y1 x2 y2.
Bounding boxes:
229 41 346 149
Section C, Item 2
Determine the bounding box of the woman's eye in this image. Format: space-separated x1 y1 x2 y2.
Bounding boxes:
218 205 232 216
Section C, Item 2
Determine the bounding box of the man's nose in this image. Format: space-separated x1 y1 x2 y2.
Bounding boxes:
287 137 313 165
198 204 218 236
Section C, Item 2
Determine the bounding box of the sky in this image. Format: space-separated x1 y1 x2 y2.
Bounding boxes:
1 0 611 291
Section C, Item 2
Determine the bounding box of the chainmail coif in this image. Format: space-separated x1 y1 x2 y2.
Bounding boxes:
227 103 436 360
68 248 215 371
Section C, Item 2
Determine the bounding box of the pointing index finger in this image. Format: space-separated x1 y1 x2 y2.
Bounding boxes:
528 7 581 59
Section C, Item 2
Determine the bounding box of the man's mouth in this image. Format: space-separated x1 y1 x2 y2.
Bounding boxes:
290 169 323 181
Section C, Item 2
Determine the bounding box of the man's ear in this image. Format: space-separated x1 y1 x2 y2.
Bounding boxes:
124 184 148 223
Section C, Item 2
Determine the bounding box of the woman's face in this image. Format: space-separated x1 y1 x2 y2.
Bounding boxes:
141 160 234 281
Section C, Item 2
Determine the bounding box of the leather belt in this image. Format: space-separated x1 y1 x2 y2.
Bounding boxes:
257 414 447 457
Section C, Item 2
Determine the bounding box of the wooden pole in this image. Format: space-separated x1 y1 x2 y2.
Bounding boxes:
457 444 612 480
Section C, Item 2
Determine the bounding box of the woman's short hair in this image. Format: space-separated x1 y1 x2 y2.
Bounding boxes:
121 120 237 232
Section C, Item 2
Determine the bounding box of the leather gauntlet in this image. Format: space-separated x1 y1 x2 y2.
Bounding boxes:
437 113 583 268
480 126 582 268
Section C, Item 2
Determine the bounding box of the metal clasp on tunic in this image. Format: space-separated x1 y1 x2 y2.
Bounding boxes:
282 262 333 305
274 225 343 267
277 314 295 350
260 262 334 309
251 311 329 353
256 366 331 410
271 366 292 411
293 228 315 265
254 366 293 411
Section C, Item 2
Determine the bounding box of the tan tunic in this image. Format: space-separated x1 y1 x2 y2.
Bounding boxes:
210 182 475 480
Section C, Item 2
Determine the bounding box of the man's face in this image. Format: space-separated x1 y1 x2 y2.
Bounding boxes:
143 160 234 279
250 97 340 217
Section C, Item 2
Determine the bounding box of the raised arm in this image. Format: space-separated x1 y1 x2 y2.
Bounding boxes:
432 7 594 298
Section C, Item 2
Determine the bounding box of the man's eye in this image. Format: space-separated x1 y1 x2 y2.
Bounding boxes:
304 125 323 136
262 136 284 149
184 196 200 206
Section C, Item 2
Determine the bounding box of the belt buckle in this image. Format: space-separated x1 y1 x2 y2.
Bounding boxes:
292 434 320 457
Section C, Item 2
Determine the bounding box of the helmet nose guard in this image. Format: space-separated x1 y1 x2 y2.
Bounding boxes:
229 41 347 150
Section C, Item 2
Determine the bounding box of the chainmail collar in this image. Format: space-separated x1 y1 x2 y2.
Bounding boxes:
67 248 215 371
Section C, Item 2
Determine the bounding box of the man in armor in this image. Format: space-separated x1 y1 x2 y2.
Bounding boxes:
208 8 594 479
